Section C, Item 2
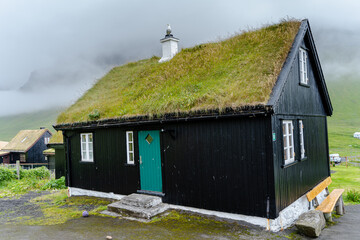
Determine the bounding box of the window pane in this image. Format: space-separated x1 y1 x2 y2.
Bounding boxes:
128 132 133 142
82 151 86 159
88 134 93 142
88 143 93 151
129 143 133 151
284 149 288 161
283 136 287 146
288 136 293 147
282 124 286 135
288 124 291 134
290 148 294 158
82 143 86 151
82 135 86 142
145 134 153 144
129 152 134 162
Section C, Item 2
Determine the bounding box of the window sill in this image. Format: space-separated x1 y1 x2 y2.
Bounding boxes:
299 82 310 88
80 161 94 164
281 161 298 169
124 163 136 167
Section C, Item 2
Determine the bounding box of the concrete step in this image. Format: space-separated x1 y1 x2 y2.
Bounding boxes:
107 193 169 219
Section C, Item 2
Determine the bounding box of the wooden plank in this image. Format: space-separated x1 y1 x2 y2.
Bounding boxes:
316 189 344 213
306 177 332 201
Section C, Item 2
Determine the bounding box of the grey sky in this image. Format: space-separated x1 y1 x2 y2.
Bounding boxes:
0 0 359 116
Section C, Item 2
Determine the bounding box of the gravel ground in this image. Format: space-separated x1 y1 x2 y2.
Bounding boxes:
0 191 357 239
0 191 50 224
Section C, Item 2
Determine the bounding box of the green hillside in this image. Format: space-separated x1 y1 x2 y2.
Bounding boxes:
327 76 360 156
0 109 61 141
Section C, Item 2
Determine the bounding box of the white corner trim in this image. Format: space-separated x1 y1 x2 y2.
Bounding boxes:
67 187 328 232
68 187 125 200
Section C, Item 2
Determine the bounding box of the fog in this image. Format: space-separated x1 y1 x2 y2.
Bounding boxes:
0 0 359 116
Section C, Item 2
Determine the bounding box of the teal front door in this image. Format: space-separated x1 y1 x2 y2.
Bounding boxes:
138 130 163 192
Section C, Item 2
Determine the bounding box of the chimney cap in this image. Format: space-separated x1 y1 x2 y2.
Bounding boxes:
162 24 179 40
166 24 171 36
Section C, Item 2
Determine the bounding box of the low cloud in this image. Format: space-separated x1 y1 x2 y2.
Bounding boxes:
0 0 359 117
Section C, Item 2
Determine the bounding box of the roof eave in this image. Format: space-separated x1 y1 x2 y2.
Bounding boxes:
54 105 274 131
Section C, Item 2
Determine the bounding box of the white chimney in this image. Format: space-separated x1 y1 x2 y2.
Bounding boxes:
159 24 179 63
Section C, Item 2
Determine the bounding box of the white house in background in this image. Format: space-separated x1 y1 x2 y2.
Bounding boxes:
354 132 360 139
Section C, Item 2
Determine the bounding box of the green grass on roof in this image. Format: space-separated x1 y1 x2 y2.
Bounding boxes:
49 131 63 144
57 20 301 124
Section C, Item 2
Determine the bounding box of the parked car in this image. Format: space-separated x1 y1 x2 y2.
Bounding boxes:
330 154 342 164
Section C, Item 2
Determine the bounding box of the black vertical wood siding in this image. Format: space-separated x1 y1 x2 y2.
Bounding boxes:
272 38 330 215
64 115 275 218
272 115 329 214
26 131 52 163
67 128 140 195
161 116 275 218
274 39 327 116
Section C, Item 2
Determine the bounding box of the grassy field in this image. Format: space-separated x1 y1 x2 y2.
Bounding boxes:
0 108 62 141
327 77 360 156
329 164 360 204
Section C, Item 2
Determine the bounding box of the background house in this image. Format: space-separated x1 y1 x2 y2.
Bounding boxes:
0 141 9 163
1 128 52 165
45 131 66 178
54 20 332 222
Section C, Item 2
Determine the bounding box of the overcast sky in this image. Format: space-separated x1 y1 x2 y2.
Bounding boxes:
0 0 359 116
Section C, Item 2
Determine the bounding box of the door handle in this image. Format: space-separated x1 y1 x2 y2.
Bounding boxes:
140 156 142 165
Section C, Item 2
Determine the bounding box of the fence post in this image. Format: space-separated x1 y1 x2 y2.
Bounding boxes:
16 160 20 180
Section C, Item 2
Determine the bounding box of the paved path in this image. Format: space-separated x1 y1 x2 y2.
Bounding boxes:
319 205 360 239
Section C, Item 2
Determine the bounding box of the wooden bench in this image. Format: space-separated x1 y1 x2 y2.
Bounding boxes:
306 176 345 221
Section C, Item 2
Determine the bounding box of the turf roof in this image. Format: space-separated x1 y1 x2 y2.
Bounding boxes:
2 129 50 152
57 20 301 124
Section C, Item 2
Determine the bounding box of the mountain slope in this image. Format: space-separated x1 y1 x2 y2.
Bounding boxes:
0 109 61 141
327 76 360 155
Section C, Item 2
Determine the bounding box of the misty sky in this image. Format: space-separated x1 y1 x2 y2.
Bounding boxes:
0 0 359 116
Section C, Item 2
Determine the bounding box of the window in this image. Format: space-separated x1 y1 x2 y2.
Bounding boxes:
126 131 134 164
80 133 93 162
299 120 305 159
299 48 308 85
44 137 50 145
282 120 295 165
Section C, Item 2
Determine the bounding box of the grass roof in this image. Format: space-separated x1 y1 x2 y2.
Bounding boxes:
2 129 50 152
57 20 301 124
49 131 63 144
0 141 9 150
43 148 55 155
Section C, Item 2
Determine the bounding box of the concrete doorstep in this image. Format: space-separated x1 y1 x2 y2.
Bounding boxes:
103 193 169 220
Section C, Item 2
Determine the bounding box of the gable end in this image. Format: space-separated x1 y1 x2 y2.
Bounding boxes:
267 19 333 116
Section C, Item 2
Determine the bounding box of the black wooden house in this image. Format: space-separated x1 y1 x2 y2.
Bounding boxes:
1 129 52 164
54 20 332 220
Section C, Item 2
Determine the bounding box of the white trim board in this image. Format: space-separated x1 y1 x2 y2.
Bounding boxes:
68 187 328 232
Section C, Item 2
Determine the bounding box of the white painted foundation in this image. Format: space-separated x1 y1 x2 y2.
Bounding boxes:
68 187 328 232
69 187 125 200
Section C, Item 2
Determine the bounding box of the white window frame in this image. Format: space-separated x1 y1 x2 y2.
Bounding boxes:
299 120 305 159
44 137 50 145
126 131 134 164
299 48 308 85
282 120 295 165
80 133 93 162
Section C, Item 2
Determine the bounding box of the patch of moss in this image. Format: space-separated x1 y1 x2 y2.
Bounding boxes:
22 190 115 225
149 210 251 238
